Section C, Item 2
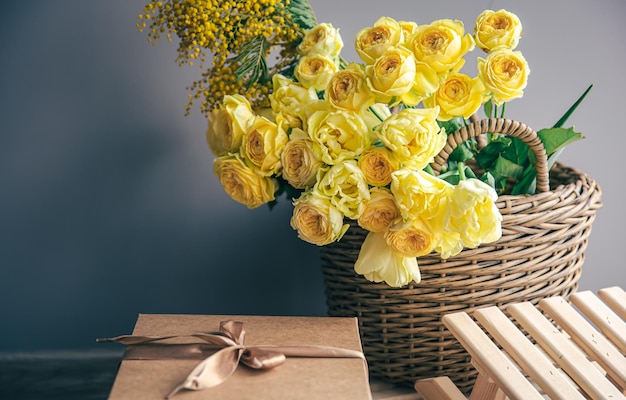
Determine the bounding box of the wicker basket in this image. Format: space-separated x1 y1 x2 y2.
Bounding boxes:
320 118 602 392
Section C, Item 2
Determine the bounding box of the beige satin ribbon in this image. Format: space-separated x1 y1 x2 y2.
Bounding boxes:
97 320 366 399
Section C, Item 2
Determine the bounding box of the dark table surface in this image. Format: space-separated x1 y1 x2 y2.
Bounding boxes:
0 350 123 400
0 349 423 400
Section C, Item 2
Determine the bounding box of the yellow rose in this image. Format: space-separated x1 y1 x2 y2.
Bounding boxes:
295 54 338 91
434 230 464 260
474 9 523 52
358 187 400 232
325 63 374 113
269 74 318 129
355 17 403 64
407 19 475 75
290 190 349 246
365 47 417 104
449 178 502 248
355 231 421 287
307 105 370 165
241 115 287 177
401 61 440 106
281 129 324 189
298 23 343 58
375 107 446 169
385 219 436 258
316 160 370 219
478 48 530 105
390 168 453 221
358 146 397 186
206 94 254 156
214 154 276 209
423 73 487 120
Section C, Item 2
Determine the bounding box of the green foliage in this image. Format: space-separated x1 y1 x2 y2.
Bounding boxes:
444 86 591 195
233 36 270 89
287 0 318 30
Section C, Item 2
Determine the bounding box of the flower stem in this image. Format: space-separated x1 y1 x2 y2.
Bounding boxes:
458 161 467 181
368 105 384 122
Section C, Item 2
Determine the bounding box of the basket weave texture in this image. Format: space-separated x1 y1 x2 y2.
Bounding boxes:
319 118 602 392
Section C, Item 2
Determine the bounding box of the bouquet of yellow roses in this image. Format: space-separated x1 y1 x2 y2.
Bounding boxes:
138 1 589 288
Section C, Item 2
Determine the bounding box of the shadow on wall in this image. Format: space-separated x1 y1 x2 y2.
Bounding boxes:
0 1 326 352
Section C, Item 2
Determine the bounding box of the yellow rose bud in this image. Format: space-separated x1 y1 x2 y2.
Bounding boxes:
295 54 338 91
398 21 418 42
325 63 373 113
391 168 453 222
358 146 397 186
355 17 403 64
241 115 287 177
361 103 392 134
474 9 522 52
423 73 487 120
407 19 475 74
365 47 417 104
385 219 436 258
281 129 324 189
298 23 343 58
449 178 502 248
316 160 370 219
206 94 254 156
478 48 530 105
214 154 276 209
269 74 318 129
358 187 400 232
307 105 370 165
375 107 446 169
355 231 421 287
290 190 349 246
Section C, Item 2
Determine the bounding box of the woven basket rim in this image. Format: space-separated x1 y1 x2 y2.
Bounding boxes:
432 118 551 193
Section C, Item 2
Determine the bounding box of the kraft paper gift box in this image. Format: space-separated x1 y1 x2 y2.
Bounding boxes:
104 314 372 399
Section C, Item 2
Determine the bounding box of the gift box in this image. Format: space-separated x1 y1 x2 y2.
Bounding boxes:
104 314 372 399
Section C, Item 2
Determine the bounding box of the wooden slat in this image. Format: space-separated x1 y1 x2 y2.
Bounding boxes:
442 312 544 400
467 372 505 400
474 306 585 400
540 296 626 390
570 290 626 353
508 301 626 400
413 377 467 400
598 286 626 321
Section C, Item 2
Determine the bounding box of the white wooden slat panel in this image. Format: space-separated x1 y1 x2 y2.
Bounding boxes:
474 306 585 400
540 296 626 390
508 302 626 400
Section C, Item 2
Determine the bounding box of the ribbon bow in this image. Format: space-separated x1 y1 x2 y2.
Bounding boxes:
98 320 366 399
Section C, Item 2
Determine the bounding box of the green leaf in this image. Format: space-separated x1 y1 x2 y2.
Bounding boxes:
449 143 475 163
493 156 524 180
553 84 593 128
438 170 460 185
286 0 318 30
483 99 493 119
537 127 584 156
510 166 536 195
481 171 496 190
502 137 529 166
476 141 508 169
232 36 269 89
437 117 464 135
464 165 477 179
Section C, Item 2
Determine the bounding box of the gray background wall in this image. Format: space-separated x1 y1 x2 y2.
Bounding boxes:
1 0 624 351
